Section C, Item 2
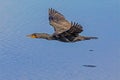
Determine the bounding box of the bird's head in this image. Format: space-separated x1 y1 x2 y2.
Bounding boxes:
27 33 38 38
27 33 52 40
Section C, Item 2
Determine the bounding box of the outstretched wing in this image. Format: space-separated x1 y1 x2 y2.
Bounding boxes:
59 22 83 37
67 22 83 35
49 8 71 34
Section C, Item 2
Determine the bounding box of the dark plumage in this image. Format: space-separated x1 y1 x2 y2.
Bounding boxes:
27 8 98 42
49 8 71 34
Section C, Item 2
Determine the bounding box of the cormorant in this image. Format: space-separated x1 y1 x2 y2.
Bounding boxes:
27 8 98 42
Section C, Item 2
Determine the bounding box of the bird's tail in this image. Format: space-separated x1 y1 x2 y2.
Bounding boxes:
73 36 98 42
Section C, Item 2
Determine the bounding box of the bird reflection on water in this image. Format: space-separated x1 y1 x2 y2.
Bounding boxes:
83 65 96 68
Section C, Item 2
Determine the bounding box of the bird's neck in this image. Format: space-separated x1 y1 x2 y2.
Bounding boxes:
36 33 54 40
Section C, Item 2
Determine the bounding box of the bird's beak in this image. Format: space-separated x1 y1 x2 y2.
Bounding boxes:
26 34 36 38
26 34 31 38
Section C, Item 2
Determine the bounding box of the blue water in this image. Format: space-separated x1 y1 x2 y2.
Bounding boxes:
0 0 119 80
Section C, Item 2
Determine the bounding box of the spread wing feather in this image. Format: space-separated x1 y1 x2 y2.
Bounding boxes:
67 22 83 34
59 22 83 37
49 8 71 34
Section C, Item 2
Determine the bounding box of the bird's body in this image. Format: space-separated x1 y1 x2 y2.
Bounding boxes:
27 8 98 42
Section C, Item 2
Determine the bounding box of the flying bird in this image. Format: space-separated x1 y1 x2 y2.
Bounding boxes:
27 8 98 42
